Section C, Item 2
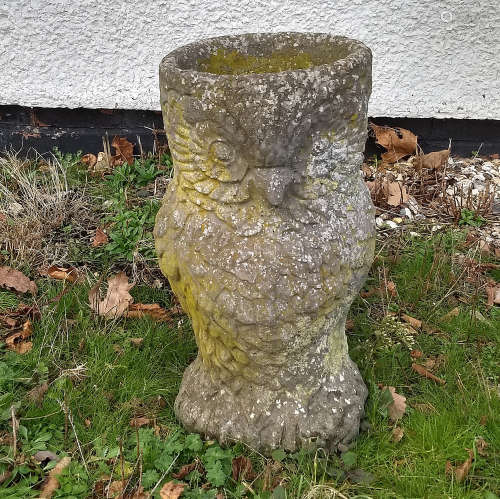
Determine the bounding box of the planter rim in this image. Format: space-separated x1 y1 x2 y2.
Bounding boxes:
159 32 371 82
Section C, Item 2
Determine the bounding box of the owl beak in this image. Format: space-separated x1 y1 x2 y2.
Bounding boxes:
252 167 295 206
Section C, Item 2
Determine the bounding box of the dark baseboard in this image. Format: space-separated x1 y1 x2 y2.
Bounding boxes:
0 106 166 157
364 117 500 157
1 105 499 157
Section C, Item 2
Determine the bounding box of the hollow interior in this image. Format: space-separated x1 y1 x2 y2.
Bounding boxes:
175 34 353 75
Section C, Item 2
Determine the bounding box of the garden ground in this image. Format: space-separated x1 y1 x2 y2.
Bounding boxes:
0 148 498 498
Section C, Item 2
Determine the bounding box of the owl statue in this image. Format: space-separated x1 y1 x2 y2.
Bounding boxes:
154 33 375 452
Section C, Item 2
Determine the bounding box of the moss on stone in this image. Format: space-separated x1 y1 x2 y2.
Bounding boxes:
198 48 315 75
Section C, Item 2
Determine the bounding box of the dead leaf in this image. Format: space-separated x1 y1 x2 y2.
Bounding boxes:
412 363 446 385
106 481 147 498
172 462 199 479
410 350 423 359
362 163 372 177
107 480 130 498
85 418 91 428
91 227 109 248
6 338 32 354
392 427 404 443
91 151 111 176
384 180 410 206
127 303 183 323
485 280 500 306
5 320 33 354
478 239 490 255
385 280 397 297
440 307 460 321
454 449 474 483
401 314 422 329
366 179 379 195
47 265 79 283
0 266 37 294
360 287 381 298
28 382 48 407
386 386 407 422
475 437 488 456
160 481 186 499
232 455 256 481
0 316 17 329
89 272 134 319
479 415 487 426
132 487 148 499
345 319 354 331
422 354 446 372
361 280 397 299
101 474 143 497
414 149 449 170
129 417 151 428
130 337 144 348
39 456 71 498
370 124 417 163
113 344 124 355
81 153 97 169
112 136 134 165
0 303 40 330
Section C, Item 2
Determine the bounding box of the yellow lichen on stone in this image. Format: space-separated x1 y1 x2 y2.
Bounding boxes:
199 48 315 75
158 243 250 384
320 128 336 142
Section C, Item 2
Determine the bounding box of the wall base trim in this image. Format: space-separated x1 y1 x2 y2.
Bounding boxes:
1 106 499 157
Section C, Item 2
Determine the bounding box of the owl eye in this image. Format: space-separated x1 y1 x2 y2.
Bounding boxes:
210 140 234 162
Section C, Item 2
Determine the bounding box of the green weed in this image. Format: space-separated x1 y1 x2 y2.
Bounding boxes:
459 208 486 227
104 199 159 261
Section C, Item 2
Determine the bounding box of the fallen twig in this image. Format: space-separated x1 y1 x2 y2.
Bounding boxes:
412 363 446 385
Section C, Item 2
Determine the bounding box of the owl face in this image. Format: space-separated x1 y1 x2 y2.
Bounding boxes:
160 74 359 210
163 88 304 208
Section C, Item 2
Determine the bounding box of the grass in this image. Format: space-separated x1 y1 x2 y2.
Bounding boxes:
0 150 499 498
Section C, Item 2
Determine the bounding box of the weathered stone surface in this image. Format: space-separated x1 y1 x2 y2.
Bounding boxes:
154 32 375 452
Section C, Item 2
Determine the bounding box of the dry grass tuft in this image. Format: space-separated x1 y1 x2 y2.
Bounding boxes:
0 151 87 267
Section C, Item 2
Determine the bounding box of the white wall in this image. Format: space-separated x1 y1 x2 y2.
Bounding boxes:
1 0 499 119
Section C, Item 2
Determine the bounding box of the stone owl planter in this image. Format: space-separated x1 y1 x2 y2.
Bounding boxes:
154 33 375 452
